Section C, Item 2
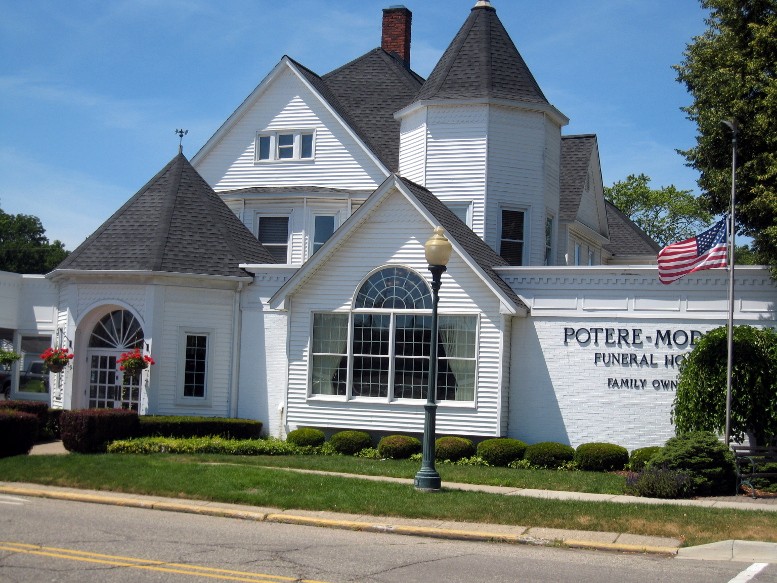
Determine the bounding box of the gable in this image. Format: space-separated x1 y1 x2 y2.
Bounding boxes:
193 60 389 192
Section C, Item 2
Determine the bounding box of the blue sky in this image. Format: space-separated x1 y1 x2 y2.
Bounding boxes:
0 0 709 250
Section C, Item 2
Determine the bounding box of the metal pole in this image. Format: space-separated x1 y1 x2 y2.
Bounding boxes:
723 120 738 445
414 264 444 491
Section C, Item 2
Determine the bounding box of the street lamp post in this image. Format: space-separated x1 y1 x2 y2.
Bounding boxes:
414 226 452 492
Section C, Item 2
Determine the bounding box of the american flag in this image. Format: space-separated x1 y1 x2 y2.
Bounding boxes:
657 218 728 284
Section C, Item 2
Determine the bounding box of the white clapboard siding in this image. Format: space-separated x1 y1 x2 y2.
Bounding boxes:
194 67 386 191
485 107 549 264
424 105 488 239
543 121 561 221
398 108 427 185
283 190 507 437
155 286 237 416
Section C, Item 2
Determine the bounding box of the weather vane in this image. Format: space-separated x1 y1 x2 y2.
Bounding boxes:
175 129 188 153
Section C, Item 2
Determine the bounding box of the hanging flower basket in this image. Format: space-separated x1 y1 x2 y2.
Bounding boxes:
0 349 21 367
40 347 75 373
117 348 156 378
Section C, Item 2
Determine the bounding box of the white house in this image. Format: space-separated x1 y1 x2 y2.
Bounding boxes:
2 1 775 450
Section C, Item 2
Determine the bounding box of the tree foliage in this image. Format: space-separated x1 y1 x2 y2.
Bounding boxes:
672 325 777 444
0 207 68 274
604 174 712 247
674 0 777 274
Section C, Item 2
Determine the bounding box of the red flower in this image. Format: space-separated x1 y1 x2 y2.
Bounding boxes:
40 347 75 366
117 348 156 373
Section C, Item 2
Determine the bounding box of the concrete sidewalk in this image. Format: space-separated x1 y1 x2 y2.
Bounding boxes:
15 441 777 562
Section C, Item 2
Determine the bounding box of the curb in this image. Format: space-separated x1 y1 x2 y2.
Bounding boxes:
0 484 677 556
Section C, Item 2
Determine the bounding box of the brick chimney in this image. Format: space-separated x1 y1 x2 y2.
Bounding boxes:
382 5 412 67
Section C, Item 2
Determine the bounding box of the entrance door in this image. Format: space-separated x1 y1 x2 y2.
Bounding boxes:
87 310 144 411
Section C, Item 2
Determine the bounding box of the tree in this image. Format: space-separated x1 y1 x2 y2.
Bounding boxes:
604 173 712 247
674 0 777 275
672 325 777 444
0 207 69 274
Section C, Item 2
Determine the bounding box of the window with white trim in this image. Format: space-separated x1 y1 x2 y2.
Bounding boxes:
312 214 336 254
446 201 473 227
574 242 582 265
257 215 290 263
183 333 208 398
500 209 525 266
256 131 315 161
309 266 477 402
544 216 554 266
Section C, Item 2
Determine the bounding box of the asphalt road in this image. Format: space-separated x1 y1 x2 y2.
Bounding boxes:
1 494 774 583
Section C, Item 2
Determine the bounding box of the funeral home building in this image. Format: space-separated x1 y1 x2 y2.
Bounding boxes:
1 1 774 451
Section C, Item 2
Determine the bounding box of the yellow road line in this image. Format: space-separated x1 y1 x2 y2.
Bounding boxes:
0 542 332 583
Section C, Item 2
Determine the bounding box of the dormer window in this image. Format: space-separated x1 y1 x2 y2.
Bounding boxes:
256 131 315 162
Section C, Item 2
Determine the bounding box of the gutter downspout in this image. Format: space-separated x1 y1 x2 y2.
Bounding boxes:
229 282 244 418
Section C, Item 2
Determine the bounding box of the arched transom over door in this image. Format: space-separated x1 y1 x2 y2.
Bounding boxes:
87 310 144 410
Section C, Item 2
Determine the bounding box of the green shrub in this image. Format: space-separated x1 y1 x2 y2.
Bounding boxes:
524 441 575 469
60 409 140 453
625 466 693 498
44 408 63 441
329 430 372 455
0 400 49 439
574 442 629 472
138 416 262 439
286 427 326 447
435 436 475 462
628 446 662 471
108 436 305 455
476 438 527 467
648 431 736 496
377 435 421 459
0 410 38 457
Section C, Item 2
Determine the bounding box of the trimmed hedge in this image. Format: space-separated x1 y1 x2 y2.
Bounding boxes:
476 438 527 467
575 442 629 472
524 441 575 469
626 465 693 498
0 400 49 438
0 410 38 457
435 436 475 462
60 409 140 453
648 431 736 496
138 415 263 439
629 446 662 471
329 430 371 455
377 434 421 459
108 436 304 456
286 427 326 447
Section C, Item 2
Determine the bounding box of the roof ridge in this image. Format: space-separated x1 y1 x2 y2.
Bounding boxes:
152 153 184 272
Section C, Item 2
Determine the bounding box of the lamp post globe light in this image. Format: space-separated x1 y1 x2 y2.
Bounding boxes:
414 226 452 492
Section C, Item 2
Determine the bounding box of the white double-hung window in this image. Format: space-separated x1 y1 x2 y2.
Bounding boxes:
256 130 315 161
309 266 477 402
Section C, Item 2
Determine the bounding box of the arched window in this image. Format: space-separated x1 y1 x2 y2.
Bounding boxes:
89 310 144 349
310 266 477 402
354 266 431 310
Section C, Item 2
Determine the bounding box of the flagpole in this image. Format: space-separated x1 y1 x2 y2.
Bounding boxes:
722 119 738 445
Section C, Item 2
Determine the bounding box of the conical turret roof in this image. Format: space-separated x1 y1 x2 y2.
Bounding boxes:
415 2 548 104
57 153 275 277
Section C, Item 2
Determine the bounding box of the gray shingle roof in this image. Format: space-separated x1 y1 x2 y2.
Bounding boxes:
57 153 275 277
604 200 661 256
322 49 424 172
396 176 527 311
415 3 547 104
559 134 596 222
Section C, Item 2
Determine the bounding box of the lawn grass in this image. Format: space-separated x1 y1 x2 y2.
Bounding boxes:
204 454 627 494
2 453 776 547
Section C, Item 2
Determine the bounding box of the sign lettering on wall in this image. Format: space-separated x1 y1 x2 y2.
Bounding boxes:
563 327 702 392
